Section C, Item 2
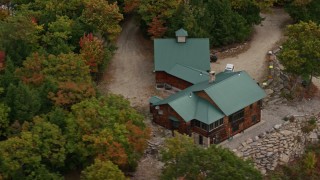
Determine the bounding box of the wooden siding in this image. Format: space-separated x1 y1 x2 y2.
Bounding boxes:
155 71 192 90
150 101 262 144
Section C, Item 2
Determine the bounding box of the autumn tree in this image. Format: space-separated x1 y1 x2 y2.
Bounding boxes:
65 95 150 170
81 159 126 180
278 21 320 87
79 33 107 73
42 53 95 107
81 0 123 42
161 133 262 180
138 0 181 37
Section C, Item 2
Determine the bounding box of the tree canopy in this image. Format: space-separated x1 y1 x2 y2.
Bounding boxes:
278 21 320 84
161 133 262 180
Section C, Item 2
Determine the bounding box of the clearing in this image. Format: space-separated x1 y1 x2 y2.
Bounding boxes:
99 9 320 180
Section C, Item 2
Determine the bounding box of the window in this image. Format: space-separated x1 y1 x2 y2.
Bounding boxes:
208 118 224 132
201 123 208 131
229 109 244 123
199 135 203 145
258 100 262 107
195 120 200 127
252 115 257 123
158 110 163 115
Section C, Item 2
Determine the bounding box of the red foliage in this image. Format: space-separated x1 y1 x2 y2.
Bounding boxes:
79 33 105 73
148 17 167 39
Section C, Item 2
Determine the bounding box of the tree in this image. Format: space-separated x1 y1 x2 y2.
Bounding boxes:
0 103 10 138
0 14 43 66
42 16 75 55
161 133 262 180
81 159 125 180
286 0 320 24
5 82 41 122
0 117 65 179
65 95 150 170
15 52 45 86
79 33 106 73
278 21 320 87
81 0 123 42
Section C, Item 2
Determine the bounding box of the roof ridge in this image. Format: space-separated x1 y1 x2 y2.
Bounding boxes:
204 71 243 91
177 64 210 74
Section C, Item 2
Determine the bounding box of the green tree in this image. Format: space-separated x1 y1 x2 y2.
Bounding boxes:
0 117 65 179
161 133 262 180
0 14 43 66
5 82 41 122
0 103 10 138
81 0 123 42
0 57 18 93
278 21 320 87
81 159 125 180
42 16 75 55
286 0 320 24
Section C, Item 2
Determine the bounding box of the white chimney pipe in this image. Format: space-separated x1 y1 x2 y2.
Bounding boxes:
209 71 215 83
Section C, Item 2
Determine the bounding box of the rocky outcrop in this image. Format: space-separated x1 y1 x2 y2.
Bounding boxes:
233 115 320 175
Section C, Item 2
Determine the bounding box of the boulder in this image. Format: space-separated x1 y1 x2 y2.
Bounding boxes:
280 130 292 136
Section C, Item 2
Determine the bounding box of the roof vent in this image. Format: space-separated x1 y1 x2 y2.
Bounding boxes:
189 93 192 98
209 71 215 83
175 28 188 43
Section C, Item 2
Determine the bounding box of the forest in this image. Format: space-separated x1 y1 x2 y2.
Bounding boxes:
0 0 319 179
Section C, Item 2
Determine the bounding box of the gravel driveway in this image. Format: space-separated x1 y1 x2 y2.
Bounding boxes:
98 16 154 108
211 8 291 82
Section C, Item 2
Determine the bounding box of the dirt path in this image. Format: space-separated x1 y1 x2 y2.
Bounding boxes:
98 16 154 108
211 8 291 82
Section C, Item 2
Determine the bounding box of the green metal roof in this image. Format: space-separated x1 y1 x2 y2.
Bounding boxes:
175 28 188 36
151 71 266 124
149 96 162 104
168 64 209 84
203 71 266 116
154 38 210 73
194 97 224 124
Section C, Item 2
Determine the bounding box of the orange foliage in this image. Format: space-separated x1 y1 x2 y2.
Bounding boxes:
48 81 96 107
16 53 45 86
124 0 140 13
79 33 105 73
148 17 167 39
126 121 150 154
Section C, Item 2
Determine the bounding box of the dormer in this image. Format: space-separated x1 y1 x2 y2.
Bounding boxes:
175 28 188 43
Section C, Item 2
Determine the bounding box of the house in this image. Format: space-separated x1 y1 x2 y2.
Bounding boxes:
150 29 266 145
150 71 266 145
154 28 210 90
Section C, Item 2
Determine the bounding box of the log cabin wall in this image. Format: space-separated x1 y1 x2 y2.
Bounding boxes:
155 71 192 90
150 104 190 135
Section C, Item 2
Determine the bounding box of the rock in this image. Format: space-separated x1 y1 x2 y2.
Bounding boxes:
280 154 289 163
309 132 318 139
254 136 259 141
241 142 247 147
274 124 282 130
246 138 253 144
261 168 267 175
265 89 274 95
280 130 292 136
